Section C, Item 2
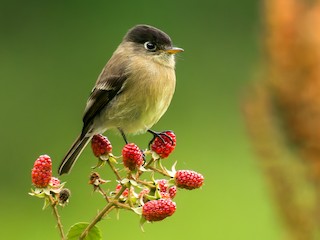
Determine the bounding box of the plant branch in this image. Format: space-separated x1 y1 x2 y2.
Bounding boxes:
112 200 133 210
79 185 127 240
135 179 155 189
98 185 110 203
49 196 65 240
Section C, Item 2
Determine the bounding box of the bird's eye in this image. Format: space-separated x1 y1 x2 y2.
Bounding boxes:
144 41 157 51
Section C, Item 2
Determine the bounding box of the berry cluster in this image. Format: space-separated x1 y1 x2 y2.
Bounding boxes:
88 131 204 223
30 130 204 238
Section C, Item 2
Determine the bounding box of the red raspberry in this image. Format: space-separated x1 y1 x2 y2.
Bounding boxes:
174 170 204 190
31 155 52 188
138 188 150 198
49 177 61 188
156 179 176 199
151 131 176 158
157 179 168 192
160 192 171 199
122 143 144 170
142 199 176 222
115 184 129 197
168 186 177 199
91 134 112 157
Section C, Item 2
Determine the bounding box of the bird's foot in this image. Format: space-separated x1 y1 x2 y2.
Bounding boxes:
147 129 174 147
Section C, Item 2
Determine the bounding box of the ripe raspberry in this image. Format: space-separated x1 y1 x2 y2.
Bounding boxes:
157 179 169 192
142 199 176 222
91 134 112 157
168 186 177 199
151 131 176 158
49 177 61 188
175 170 204 190
31 155 52 188
122 143 144 170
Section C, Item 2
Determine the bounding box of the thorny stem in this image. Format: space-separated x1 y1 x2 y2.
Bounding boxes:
79 185 127 240
126 182 134 208
107 159 122 181
49 196 65 240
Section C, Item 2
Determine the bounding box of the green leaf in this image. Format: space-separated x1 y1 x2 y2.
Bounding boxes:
67 222 102 240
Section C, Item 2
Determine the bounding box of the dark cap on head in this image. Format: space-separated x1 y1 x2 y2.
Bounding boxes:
124 25 173 47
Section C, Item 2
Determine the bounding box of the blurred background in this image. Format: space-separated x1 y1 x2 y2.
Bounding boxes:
0 0 292 239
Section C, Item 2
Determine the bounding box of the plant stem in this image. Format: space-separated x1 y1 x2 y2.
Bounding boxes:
79 204 115 239
79 185 127 239
144 157 155 169
135 179 155 189
49 196 65 240
146 166 171 177
136 157 155 179
126 182 134 208
112 200 133 210
107 159 122 181
98 185 110 203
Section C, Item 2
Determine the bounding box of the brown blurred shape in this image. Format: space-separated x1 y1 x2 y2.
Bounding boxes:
244 0 320 239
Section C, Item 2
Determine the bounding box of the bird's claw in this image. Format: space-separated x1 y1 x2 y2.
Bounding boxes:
147 129 174 147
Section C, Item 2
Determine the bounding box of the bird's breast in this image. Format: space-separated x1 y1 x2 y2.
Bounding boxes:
100 58 176 134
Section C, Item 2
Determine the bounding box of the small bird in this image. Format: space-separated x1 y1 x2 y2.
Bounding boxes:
58 24 183 175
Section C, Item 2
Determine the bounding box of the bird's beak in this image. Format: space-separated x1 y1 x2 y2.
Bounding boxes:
165 47 184 54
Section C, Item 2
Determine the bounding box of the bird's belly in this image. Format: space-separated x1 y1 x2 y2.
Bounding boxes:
95 70 175 134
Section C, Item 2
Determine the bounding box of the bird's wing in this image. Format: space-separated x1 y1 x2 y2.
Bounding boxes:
81 64 128 137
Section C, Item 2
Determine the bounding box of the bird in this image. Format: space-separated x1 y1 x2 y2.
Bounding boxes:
58 24 184 175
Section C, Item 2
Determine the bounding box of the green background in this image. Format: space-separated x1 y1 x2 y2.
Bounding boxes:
1 0 283 239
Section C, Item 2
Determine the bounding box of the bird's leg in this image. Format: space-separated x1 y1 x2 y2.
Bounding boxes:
118 128 128 144
147 129 174 147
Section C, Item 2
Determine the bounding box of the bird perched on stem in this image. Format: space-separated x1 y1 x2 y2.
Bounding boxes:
58 24 184 175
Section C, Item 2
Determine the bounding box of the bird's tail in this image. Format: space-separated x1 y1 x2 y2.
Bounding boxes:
58 134 92 175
